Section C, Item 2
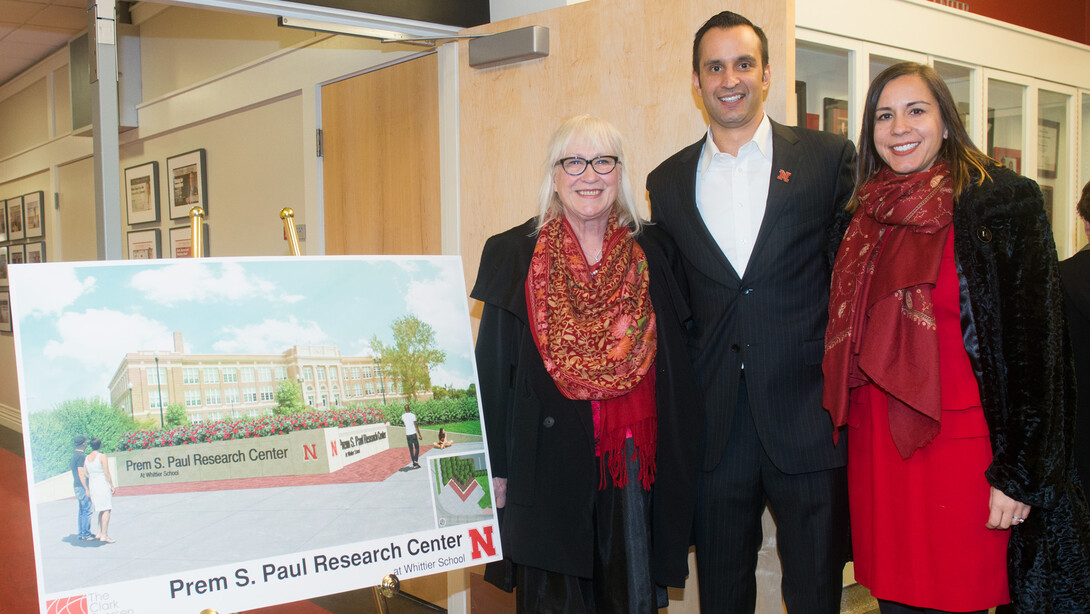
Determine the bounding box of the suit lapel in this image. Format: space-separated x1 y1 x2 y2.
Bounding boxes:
745 121 798 280
672 139 743 285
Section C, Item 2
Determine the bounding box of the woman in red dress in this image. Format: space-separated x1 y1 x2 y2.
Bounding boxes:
823 62 1090 613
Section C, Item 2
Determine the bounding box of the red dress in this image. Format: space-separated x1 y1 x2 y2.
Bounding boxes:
848 230 1010 611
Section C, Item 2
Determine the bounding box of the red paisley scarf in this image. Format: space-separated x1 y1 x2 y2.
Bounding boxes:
823 163 955 459
526 215 657 488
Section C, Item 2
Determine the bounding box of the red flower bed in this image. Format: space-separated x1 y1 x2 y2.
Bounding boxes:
116 407 387 451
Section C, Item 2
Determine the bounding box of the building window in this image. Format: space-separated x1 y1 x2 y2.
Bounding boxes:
205 389 221 405
316 366 327 380
303 367 313 381
230 409 242 419
185 390 201 407
260 386 274 402
241 367 255 383
224 388 240 404
147 367 167 386
223 368 238 383
183 368 200 385
203 368 219 384
191 414 204 424
330 367 338 380
258 367 273 381
248 408 262 418
355 367 365 379
243 387 258 403
149 390 169 409
355 383 364 396
377 382 384 393
210 412 224 421
374 366 383 377
274 366 287 381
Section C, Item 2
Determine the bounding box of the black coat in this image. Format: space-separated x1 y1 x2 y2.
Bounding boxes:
952 165 1090 612
1059 249 1090 486
470 218 702 588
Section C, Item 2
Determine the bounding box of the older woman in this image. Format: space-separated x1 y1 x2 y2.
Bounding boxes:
823 62 1090 613
472 115 700 612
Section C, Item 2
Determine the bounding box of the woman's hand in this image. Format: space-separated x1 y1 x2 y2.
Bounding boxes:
493 477 507 509
987 486 1031 529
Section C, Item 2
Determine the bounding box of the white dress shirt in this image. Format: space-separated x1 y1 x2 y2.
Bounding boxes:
695 114 774 278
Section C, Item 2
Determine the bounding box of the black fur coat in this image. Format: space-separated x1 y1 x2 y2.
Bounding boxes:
952 165 1090 612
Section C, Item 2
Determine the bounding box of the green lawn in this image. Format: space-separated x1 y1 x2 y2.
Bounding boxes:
428 420 482 436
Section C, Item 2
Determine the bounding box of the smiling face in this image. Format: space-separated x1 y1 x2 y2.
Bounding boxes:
692 25 770 150
553 136 620 226
873 74 949 175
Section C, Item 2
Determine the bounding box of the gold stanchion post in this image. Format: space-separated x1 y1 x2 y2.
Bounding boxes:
188 207 206 258
280 207 301 257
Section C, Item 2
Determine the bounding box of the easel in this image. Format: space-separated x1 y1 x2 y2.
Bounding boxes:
194 207 415 614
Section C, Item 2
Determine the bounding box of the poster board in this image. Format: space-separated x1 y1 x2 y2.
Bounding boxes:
9 256 501 614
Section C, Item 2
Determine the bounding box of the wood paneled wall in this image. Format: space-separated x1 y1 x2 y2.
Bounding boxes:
456 0 792 295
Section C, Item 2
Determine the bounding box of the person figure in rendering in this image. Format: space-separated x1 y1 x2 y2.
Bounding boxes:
1060 180 1090 486
473 115 700 612
70 435 94 541
84 438 116 543
402 405 421 469
646 11 855 613
435 428 453 449
823 61 1090 613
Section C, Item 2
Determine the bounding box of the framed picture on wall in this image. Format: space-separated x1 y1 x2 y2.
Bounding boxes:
127 229 161 259
23 191 44 239
0 199 7 242
823 97 849 139
167 149 207 220
1037 119 1060 179
168 224 209 258
25 241 45 264
7 197 24 241
0 247 7 287
9 244 25 265
993 147 1021 174
124 161 160 224
0 291 11 333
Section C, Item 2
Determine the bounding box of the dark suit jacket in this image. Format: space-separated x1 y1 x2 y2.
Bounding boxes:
646 120 855 474
471 219 702 586
1059 249 1090 485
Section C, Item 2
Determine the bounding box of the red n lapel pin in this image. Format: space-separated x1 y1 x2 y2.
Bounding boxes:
777 169 791 183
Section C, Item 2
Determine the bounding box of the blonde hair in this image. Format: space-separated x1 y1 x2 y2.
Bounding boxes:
535 115 642 234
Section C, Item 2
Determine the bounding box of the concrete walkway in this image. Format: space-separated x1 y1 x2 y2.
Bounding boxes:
35 441 486 594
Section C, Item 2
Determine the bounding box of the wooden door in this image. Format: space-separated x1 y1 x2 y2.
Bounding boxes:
321 53 441 256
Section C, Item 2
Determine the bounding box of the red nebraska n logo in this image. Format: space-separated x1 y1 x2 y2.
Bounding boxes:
303 444 318 460
469 526 496 559
330 441 339 456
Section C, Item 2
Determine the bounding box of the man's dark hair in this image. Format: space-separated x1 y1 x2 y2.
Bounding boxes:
73 435 87 447
1078 180 1090 223
692 11 769 74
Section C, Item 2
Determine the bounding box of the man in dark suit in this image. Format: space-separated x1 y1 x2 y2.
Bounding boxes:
1059 180 1090 485
646 11 855 614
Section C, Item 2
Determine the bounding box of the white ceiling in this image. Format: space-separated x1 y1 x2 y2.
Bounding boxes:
0 0 89 87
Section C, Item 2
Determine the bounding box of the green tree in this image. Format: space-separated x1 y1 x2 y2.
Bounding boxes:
164 403 189 428
26 398 139 481
371 315 446 401
274 379 305 415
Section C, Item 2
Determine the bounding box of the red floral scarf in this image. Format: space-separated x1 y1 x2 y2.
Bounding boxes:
823 163 955 459
526 215 657 488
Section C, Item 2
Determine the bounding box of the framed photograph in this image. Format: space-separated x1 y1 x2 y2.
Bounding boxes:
167 149 207 220
1037 119 1060 179
168 224 210 258
23 191 44 239
0 247 7 288
126 228 161 259
993 147 1021 174
0 199 7 243
7 196 24 241
823 97 849 139
124 161 160 224
9 244 25 265
0 291 10 333
25 241 45 264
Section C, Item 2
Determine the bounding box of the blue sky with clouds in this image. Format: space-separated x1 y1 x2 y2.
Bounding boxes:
8 257 477 413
